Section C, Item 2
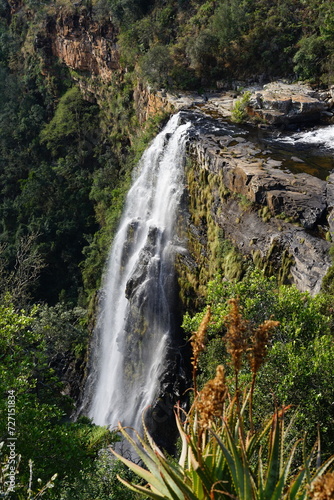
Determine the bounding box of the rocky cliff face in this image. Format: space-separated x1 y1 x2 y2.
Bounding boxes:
176 112 332 298
133 83 175 123
35 5 119 80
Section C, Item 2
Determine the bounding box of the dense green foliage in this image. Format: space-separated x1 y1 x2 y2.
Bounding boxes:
59 450 142 499
1 0 334 497
183 269 334 457
112 0 334 87
0 298 116 496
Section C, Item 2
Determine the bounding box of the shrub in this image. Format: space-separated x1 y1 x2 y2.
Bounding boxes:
231 90 252 123
112 300 334 499
139 45 172 89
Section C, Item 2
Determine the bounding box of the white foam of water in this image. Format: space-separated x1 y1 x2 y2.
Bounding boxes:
81 113 190 433
277 125 334 150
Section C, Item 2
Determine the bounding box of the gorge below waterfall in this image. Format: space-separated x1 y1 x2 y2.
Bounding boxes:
81 108 334 448
4 0 334 491
81 113 191 443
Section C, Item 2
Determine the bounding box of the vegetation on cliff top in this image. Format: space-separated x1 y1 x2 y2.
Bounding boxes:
1 0 334 498
112 0 334 88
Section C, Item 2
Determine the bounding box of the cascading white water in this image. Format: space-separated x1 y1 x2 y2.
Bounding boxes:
83 113 190 433
275 124 334 150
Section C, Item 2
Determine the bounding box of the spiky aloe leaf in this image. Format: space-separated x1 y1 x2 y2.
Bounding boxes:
154 456 189 499
187 443 214 497
154 453 206 500
175 413 189 469
308 453 334 484
117 475 168 500
262 415 281 498
113 425 186 498
246 407 293 464
286 467 307 500
246 414 277 461
111 448 170 497
267 438 302 500
116 423 163 475
159 472 187 500
212 426 254 500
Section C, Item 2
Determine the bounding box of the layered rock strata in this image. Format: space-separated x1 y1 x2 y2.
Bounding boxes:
180 112 331 295
149 81 332 127
36 6 119 80
248 81 330 126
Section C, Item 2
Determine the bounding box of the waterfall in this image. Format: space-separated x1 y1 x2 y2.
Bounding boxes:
82 113 191 435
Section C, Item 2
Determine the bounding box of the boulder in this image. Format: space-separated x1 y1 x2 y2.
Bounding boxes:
248 81 328 126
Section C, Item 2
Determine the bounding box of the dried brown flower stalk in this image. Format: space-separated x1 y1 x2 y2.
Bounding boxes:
248 319 279 433
225 298 249 374
191 306 211 393
309 472 334 499
249 320 279 375
196 365 227 429
224 298 249 437
224 298 279 434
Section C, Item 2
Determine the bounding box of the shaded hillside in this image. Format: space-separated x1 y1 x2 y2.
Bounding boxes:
1 1 334 498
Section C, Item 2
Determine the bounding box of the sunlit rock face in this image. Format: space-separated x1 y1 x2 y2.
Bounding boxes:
41 6 119 80
248 82 329 125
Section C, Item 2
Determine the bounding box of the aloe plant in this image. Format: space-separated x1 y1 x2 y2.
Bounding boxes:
112 299 334 499
112 397 334 500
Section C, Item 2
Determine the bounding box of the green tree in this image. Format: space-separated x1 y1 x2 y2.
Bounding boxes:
293 34 325 81
0 298 114 496
140 44 172 88
182 269 334 455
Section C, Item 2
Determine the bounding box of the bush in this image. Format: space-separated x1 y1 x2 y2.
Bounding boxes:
139 45 172 89
231 90 251 123
182 269 334 454
113 301 334 499
293 35 325 81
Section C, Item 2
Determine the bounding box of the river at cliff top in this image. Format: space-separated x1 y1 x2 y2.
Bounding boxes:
274 124 334 149
191 108 334 180
245 123 334 180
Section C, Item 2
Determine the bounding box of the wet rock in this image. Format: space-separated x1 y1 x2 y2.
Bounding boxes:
184 111 332 294
326 172 334 238
125 226 162 300
120 219 140 267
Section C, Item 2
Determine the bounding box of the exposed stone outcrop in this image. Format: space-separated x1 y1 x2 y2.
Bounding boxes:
36 6 119 80
143 82 332 128
178 112 332 296
133 83 175 123
248 81 330 126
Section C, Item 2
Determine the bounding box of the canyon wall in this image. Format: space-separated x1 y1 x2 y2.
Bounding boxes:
14 2 331 298
37 4 119 80
178 112 331 299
